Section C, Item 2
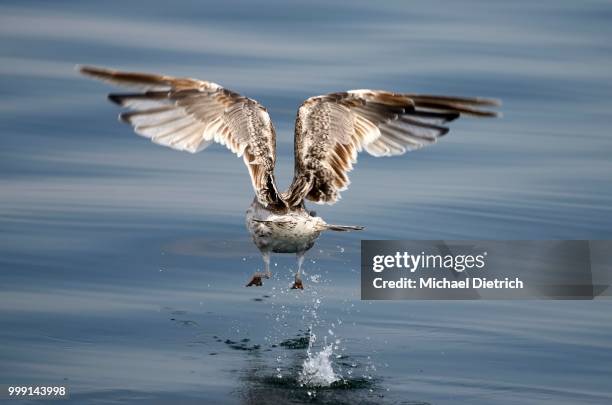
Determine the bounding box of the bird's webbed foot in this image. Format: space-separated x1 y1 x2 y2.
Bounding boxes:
290 276 304 290
246 271 271 287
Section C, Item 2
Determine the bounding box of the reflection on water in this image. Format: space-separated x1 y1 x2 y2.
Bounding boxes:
2 0 612 404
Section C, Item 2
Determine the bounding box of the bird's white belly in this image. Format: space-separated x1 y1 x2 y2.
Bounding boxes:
246 209 323 254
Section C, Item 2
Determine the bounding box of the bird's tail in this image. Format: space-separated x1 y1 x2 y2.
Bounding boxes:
324 224 365 232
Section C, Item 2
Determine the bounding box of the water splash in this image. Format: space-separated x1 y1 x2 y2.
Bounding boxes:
299 344 339 387
262 256 361 388
298 329 339 387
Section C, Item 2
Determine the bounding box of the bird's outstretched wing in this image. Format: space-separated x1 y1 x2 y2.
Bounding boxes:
283 90 500 206
78 65 281 207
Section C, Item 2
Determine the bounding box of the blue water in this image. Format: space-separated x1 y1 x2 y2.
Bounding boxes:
1 1 612 403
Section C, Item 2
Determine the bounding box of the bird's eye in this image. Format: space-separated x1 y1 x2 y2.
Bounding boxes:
309 210 317 217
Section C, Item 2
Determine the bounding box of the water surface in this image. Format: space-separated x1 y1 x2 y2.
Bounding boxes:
1 1 612 403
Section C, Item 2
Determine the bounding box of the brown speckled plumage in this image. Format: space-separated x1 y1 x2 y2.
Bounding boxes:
284 90 499 206
79 65 281 207
79 66 499 210
79 65 499 288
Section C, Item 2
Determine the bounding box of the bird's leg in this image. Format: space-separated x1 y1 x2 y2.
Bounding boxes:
246 251 271 287
291 251 305 290
263 251 272 279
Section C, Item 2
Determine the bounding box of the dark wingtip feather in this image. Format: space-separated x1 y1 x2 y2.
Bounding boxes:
409 94 502 107
473 109 502 118
118 112 131 123
416 101 501 118
77 64 113 79
438 127 450 137
408 94 502 118
468 109 501 118
108 93 124 105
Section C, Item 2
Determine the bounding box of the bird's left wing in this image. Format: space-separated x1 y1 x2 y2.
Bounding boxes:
78 65 281 207
283 90 500 206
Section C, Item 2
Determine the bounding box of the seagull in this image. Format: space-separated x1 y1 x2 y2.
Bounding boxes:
78 66 500 289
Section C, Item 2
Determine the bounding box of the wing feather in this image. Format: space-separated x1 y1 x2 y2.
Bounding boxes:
284 90 500 206
79 65 281 207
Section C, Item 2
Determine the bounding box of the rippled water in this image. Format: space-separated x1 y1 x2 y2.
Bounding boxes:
1 1 612 404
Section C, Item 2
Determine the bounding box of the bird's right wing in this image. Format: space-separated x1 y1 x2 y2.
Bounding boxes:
78 65 281 207
284 90 500 206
